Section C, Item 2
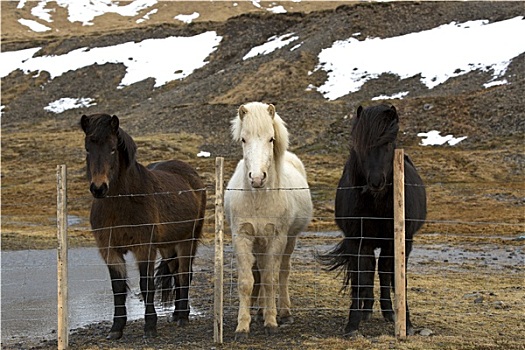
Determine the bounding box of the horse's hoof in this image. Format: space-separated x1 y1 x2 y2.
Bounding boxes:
382 311 395 323
362 311 372 321
143 329 158 338
106 331 123 340
176 318 189 327
264 325 278 335
279 315 294 325
234 331 249 341
343 329 360 338
168 314 177 323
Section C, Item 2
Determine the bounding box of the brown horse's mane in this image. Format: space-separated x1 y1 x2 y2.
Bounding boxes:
116 128 136 167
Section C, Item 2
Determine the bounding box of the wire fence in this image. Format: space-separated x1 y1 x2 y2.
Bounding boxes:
1 161 524 348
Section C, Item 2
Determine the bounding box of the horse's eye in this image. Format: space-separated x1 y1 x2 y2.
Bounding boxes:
270 137 275 143
241 138 246 143
111 149 116 155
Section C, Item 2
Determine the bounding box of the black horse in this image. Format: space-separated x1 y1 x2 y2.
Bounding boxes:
319 104 426 337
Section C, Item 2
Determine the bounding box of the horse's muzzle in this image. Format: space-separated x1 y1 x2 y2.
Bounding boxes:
90 182 109 198
367 174 386 192
249 171 267 188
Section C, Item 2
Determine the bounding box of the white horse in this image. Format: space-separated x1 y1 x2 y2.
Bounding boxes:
224 102 313 338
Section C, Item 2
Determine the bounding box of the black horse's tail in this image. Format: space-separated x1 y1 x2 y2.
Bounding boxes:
316 238 352 292
155 255 177 304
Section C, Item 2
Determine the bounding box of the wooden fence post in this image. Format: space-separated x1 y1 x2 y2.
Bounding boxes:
214 157 225 344
393 149 407 339
57 164 69 349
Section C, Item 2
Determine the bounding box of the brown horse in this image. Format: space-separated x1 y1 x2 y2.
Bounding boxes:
80 113 206 340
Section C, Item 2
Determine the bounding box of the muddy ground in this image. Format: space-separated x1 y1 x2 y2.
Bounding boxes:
1 1 524 349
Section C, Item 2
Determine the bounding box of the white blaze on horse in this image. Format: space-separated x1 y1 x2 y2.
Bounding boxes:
224 102 313 338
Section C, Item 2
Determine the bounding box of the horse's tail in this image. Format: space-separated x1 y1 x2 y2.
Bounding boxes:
155 255 177 304
316 238 352 292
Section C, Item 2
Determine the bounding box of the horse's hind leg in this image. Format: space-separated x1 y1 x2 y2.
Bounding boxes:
136 247 158 338
278 234 297 324
102 249 128 340
251 263 263 322
172 240 198 326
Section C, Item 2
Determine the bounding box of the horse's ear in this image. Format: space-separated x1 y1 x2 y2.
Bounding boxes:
389 105 399 122
110 115 119 132
80 115 89 133
356 105 363 118
267 104 276 119
238 105 248 120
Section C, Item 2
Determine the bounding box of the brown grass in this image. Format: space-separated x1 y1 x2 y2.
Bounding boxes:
2 123 523 249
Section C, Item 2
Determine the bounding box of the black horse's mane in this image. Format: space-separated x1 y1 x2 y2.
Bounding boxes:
351 105 399 153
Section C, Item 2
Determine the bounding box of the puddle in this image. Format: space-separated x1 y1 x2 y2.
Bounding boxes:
295 231 524 273
67 215 82 226
1 248 205 345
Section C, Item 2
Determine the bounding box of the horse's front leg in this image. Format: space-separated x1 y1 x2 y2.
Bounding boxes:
361 249 377 322
233 224 256 339
378 247 394 323
345 244 375 337
260 225 286 335
379 246 415 335
278 234 297 324
136 248 158 338
103 250 128 340
393 253 416 336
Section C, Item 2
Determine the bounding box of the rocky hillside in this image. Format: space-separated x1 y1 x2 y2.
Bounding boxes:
1 1 523 249
2 2 524 153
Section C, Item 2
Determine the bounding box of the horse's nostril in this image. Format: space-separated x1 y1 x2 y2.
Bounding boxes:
262 172 267 180
90 183 108 198
368 175 385 190
248 172 252 178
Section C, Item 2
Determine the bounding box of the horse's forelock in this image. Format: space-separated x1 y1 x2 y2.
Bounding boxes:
231 103 289 158
83 114 137 166
84 114 113 140
352 106 399 151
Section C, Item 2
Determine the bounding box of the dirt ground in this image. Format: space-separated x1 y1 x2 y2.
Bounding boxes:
1 1 524 349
